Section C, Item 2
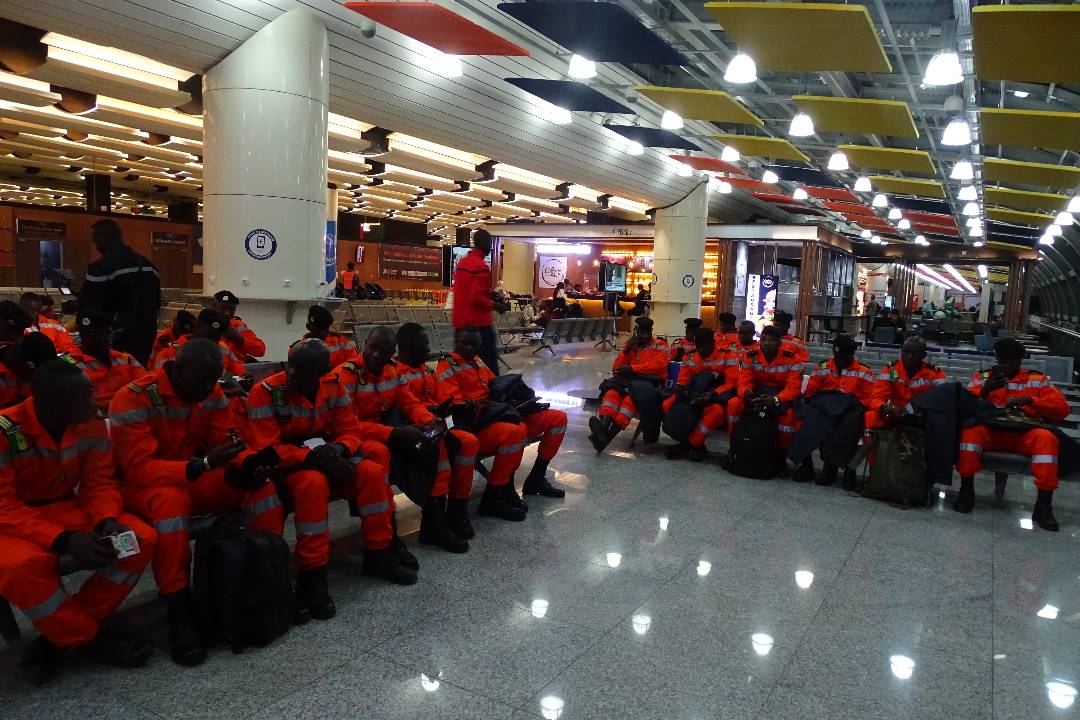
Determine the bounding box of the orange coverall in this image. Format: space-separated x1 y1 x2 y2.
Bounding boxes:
297 332 356 369
599 338 670 430
865 360 947 430
782 334 810 363
0 399 157 647
150 335 246 376
668 337 695 361
226 315 266 359
727 346 805 448
0 355 28 410
957 369 1071 491
662 346 738 447
245 370 395 565
110 367 284 594
69 347 148 410
152 327 186 355
30 316 77 353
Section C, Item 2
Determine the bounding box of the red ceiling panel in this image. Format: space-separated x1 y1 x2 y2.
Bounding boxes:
906 211 956 227
777 204 827 216
668 155 747 175
728 178 778 191
752 192 798 204
824 201 875 216
345 2 530 55
805 186 860 203
914 223 959 236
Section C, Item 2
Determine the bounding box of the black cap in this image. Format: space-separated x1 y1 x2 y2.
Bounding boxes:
773 310 793 325
307 305 333 328
197 308 226 331
17 332 57 368
994 337 1026 361
76 309 114 330
832 333 857 354
0 301 31 332
634 316 654 331
213 290 240 306
683 318 703 329
174 310 196 332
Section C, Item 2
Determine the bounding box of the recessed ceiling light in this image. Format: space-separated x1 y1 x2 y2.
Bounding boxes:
567 54 596 79
1013 90 1030 99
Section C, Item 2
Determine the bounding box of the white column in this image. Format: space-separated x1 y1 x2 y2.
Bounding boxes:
650 183 707 338
202 9 329 359
978 281 992 322
501 240 536 295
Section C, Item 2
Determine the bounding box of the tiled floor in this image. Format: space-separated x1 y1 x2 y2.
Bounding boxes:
2 342 1079 719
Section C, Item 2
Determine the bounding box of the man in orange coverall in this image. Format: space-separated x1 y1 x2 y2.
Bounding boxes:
337 326 470 553
588 316 669 453
713 312 739 352
771 310 809 363
955 338 1070 530
395 322 482 540
0 359 158 685
20 291 77 353
152 310 196 355
0 331 57 411
246 338 417 620
295 304 356 368
151 308 246 377
668 317 702 361
663 327 738 461
111 339 285 667
210 289 266 360
69 310 148 411
866 336 946 432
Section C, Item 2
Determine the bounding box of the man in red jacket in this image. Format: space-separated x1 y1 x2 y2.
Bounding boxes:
451 229 504 375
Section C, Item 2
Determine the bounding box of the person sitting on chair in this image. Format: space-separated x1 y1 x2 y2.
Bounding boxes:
669 318 702 361
714 312 738 351
734 320 759 357
770 310 808 363
296 305 356 368
662 327 737 461
152 311 195 355
867 336 945 432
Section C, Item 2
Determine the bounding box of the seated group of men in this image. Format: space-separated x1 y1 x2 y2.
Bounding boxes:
0 294 568 686
588 311 1067 532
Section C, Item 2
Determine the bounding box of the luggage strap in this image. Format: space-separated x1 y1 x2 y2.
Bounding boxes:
0 414 29 454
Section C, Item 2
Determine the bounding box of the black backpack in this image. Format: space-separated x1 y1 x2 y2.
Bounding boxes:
727 411 781 479
192 513 294 654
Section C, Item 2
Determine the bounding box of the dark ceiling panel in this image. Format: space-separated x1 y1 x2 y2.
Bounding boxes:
763 164 841 187
504 78 634 113
888 196 951 214
603 125 700 150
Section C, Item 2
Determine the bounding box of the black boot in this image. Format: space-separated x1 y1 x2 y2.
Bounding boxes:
774 449 791 478
842 468 857 491
523 459 565 498
689 445 709 462
362 548 418 585
588 416 613 453
419 495 469 553
390 513 419 571
794 457 815 483
504 481 528 512
952 476 975 513
1033 489 1060 532
478 483 526 521
84 628 154 668
18 636 66 686
816 462 838 486
163 588 206 667
296 567 337 620
665 443 692 460
446 498 475 540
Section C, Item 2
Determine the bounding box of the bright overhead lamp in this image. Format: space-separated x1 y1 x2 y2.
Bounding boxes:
962 201 980 216
898 218 911 230
535 100 572 125
977 264 988 279
915 235 929 245
958 185 978 201
1067 196 1080 213
793 187 809 201
872 193 888 208
661 110 684 130
861 229 873 239
709 178 733 194
870 235 882 244
424 50 463 78
724 53 757 84
854 176 872 192
942 117 972 146
944 263 977 292
966 216 982 228
1040 232 1055 246
762 169 779 184
827 151 849 171
625 140 644 155
969 225 984 237
1013 90 1030 99
923 51 963 85
720 145 740 162
567 54 597 79
788 112 815 137
888 207 902 220
951 161 974 181
973 241 983 247
1053 211 1074 226
1047 223 1063 237
676 162 693 177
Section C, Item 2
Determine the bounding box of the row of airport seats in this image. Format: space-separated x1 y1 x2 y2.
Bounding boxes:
531 318 618 355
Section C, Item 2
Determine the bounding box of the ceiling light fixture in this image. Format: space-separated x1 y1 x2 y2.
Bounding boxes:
951 161 974 181
973 241 984 247
962 201 980 216
872 193 888 208
1040 232 1055 246
915 235 929 246
676 162 693 177
423 49 463 78
1048 224 1063 237
762 169 779 184
567 54 597 79
788 112 815 137
1053 211 1074 226
720 145 741 162
854 176 872 192
625 140 644 155
977 264 988 279
1067 196 1080 213
1013 90 1030 99
942 117 973 146
535 100 572 125
660 110 684 130
958 185 978 201
888 207 902 220
966 217 982 228
827 151 849 171
861 229 873 239
944 264 977 293
870 235 882 244
724 53 757 84
923 51 963 85
709 178 733 194
898 218 911 230
793 187 808 201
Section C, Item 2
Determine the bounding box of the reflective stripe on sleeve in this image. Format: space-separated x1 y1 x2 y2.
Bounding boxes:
154 516 188 534
97 565 141 587
959 443 982 452
22 587 68 620
1031 454 1057 464
295 520 330 535
243 494 282 517
359 500 389 516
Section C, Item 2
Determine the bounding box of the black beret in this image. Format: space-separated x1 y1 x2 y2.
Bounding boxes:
213 290 240 306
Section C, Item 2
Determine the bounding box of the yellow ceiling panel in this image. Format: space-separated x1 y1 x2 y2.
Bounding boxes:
839 145 936 175
972 6 1080 84
712 134 810 162
867 176 944 199
984 187 1069 213
979 108 1080 152
985 207 1053 227
636 86 763 126
793 96 918 138
703 3 891 73
983 158 1080 191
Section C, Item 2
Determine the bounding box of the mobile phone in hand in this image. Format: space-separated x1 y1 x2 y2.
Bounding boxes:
107 530 141 559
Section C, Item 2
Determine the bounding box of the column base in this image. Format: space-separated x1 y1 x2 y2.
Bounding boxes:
209 297 339 361
651 300 700 339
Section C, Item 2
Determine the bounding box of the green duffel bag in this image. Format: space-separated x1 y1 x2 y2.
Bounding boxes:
850 427 932 507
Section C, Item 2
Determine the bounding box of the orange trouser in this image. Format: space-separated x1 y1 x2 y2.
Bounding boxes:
0 502 157 648
123 469 284 594
475 421 526 486
660 395 727 448
343 441 396 551
957 425 1060 491
726 397 798 449
434 428 480 500
599 389 637 429
523 409 568 461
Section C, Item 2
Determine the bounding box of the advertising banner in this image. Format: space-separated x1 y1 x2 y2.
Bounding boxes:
538 256 567 288
745 274 778 330
379 243 442 280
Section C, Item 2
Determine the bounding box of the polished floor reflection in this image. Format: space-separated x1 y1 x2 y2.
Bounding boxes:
2 342 1078 719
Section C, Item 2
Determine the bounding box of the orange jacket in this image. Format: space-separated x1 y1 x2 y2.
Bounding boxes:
434 352 495 403
150 335 246 376
669 338 695 361
612 337 670 379
675 346 737 392
244 370 366 467
225 316 265 359
336 356 433 443
0 399 119 547
804 358 875 406
70 347 148 410
782 333 809 363
296 332 355 369
966 368 1070 422
30 316 77 353
109 366 238 489
738 346 804 403
869 360 947 413
0 356 28 411
153 327 187 353
395 359 442 408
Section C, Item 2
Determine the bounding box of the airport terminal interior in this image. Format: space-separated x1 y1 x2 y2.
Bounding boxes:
1 0 1080 718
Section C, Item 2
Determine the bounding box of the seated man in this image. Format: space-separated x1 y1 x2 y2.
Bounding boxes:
0 360 157 685
867 336 946 432
662 327 737 461
152 310 196 355
669 317 702 361
211 290 266 360
734 320 759 357
111 339 286 666
726 326 803 464
0 330 56 411
69 310 147 411
955 338 1070 530
20 291 76 353
714 312 738 351
589 316 669 453
771 310 809 363
246 338 417 609
151 309 246 377
337 327 469 553
297 305 356 367
792 334 874 486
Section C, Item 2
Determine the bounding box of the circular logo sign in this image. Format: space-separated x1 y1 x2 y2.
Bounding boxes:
651 273 658 284
245 228 277 261
681 274 695 288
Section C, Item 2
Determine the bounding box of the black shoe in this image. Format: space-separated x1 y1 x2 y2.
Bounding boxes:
504 481 528 511
296 567 337 620
523 459 565 498
390 514 420 570
665 443 692 460
816 462 838 486
588 417 613 453
84 628 154 668
362 548 418 585
163 589 206 667
419 495 469 553
446 498 475 540
794 458 815 483
688 445 709 462
478 484 527 521
775 451 791 478
19 636 66 686
841 468 857 491
952 476 975 514
1033 490 1060 532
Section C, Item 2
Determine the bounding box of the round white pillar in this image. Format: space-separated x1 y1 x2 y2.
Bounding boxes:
978 280 992 322
501 240 536 296
650 183 708 338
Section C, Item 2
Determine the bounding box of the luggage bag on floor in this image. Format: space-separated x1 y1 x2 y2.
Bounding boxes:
727 411 781 479
853 428 931 507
